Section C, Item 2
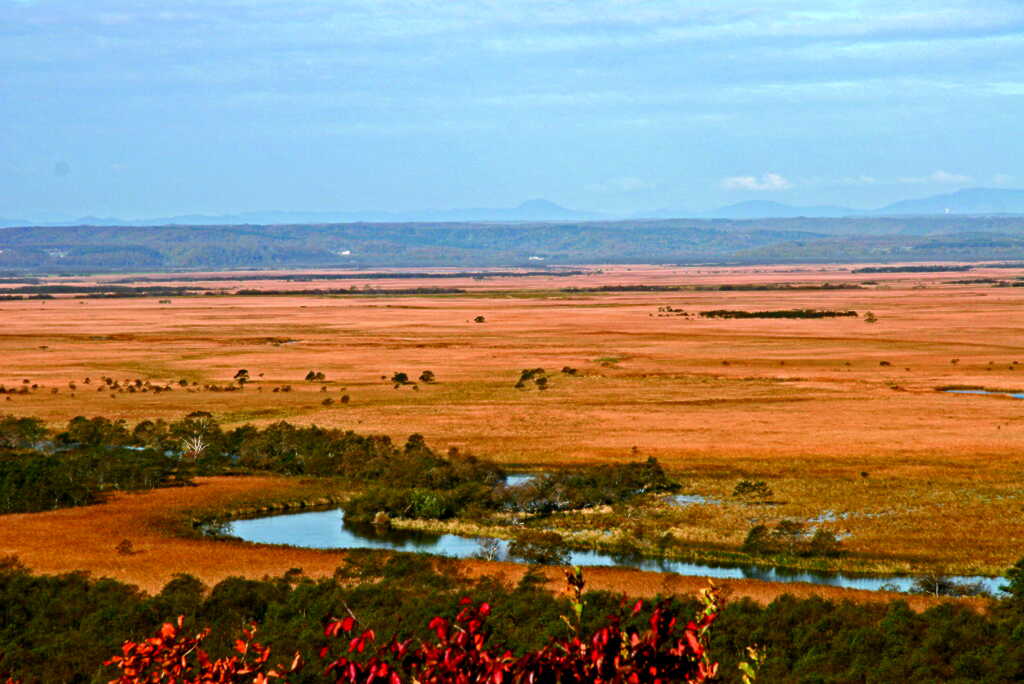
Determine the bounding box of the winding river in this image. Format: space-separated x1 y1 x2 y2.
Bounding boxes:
227 508 1004 595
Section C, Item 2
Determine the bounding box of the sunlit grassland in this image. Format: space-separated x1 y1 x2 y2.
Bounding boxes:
2 266 1024 580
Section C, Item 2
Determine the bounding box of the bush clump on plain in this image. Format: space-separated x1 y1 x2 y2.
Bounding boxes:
742 520 842 558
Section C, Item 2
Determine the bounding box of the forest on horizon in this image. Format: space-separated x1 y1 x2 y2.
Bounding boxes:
4 215 1024 272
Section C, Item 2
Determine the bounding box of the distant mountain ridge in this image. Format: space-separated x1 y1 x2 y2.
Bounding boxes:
0 199 602 229
686 187 1024 219
876 188 1024 216
4 188 1024 229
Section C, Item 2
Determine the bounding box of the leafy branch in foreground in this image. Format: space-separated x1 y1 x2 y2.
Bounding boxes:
102 572 724 683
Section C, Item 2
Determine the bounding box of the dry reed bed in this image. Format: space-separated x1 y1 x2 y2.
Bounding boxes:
0 476 987 612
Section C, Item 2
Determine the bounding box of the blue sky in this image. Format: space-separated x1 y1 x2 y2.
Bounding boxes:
2 0 1023 219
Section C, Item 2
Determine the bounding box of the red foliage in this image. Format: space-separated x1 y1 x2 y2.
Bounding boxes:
100 582 722 684
104 615 302 684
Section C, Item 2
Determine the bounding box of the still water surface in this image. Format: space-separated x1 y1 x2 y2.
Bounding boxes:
945 389 1024 399
228 509 1003 595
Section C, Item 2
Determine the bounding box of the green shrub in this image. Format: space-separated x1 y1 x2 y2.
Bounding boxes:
732 480 773 501
507 530 569 565
742 521 843 558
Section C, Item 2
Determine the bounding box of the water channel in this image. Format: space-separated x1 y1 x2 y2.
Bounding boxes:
227 508 1005 595
945 389 1024 399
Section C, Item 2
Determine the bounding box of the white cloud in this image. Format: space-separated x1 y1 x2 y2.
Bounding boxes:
992 173 1014 186
721 172 793 191
898 169 973 184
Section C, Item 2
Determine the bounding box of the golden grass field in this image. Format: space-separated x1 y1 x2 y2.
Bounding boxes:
1 263 1023 587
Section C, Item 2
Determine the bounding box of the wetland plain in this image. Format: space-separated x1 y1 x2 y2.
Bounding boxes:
2 262 1023 594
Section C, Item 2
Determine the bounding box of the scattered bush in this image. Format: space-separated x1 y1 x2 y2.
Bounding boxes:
515 368 547 389
743 521 843 558
912 572 991 597
507 530 570 565
732 480 774 501
507 458 677 514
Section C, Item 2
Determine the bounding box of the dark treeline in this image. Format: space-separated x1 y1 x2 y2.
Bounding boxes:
112 270 588 284
0 416 184 513
0 553 1022 683
504 459 678 514
0 414 674 520
0 283 867 301
0 285 467 298
0 414 503 515
233 287 466 296
697 282 862 291
0 294 53 301
852 265 974 273
562 283 862 293
6 217 1024 272
343 456 677 523
4 284 195 295
699 309 859 319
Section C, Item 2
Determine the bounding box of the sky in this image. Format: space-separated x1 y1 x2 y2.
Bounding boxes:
1 0 1023 220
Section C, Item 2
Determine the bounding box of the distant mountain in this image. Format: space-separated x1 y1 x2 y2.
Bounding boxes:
0 199 600 228
639 188 1024 220
5 188 1024 230
875 188 1024 216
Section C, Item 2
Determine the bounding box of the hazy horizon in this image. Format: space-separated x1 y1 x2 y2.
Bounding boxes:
3 1 1022 221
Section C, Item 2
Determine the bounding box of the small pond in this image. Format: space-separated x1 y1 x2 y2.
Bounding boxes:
669 494 721 506
227 509 1004 595
504 474 536 487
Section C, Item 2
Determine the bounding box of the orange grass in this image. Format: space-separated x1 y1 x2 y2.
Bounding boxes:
1 263 1023 575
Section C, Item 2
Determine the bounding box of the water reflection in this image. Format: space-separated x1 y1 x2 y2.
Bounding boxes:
227 509 1004 595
